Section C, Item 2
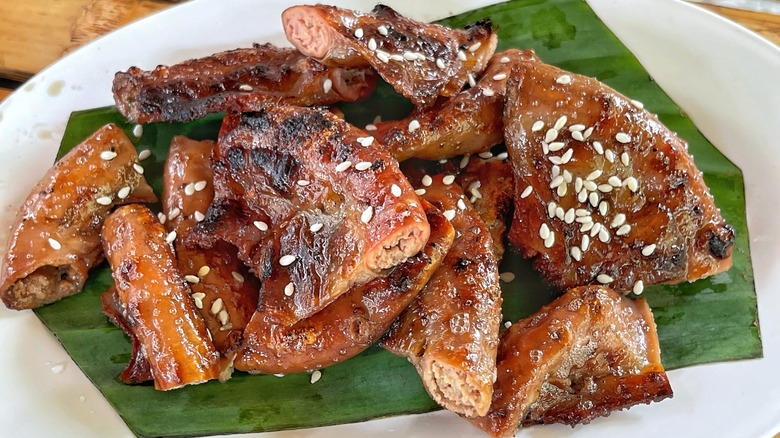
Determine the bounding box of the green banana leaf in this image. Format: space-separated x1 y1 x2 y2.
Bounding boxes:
33 0 760 436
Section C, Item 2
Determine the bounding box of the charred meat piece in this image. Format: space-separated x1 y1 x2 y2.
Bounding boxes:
456 156 514 260
236 200 453 374
113 43 377 124
0 123 156 310
162 136 260 380
504 56 734 293
382 176 502 418
470 286 672 436
102 204 220 390
373 50 537 161
283 4 497 106
100 286 153 384
189 105 430 325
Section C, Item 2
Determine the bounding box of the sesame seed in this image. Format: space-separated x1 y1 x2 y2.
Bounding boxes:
478 151 493 159
605 149 615 163
616 224 631 236
403 51 417 61
310 370 322 384
165 231 177 243
599 227 611 243
599 201 609 216
575 208 589 217
625 177 639 192
549 156 563 165
564 208 575 224
254 220 268 231
557 183 568 197
368 38 377 51
560 149 573 164
548 142 565 152
611 213 626 228
590 222 603 237
184 183 196 196
531 121 544 132
597 274 614 284
361 206 374 223
436 58 446 69
621 152 630 166
550 175 565 189
555 207 565 220
577 190 588 203
586 170 602 181
575 215 593 224
633 280 645 294
457 51 467 61
589 192 600 207
232 271 244 283
482 88 495 97
556 75 572 85
133 163 144 174
279 255 297 266
554 116 567 130
211 298 223 314
48 238 61 250
469 42 482 52
239 84 253 91
365 124 377 131
158 212 167 224
297 180 310 187
545 128 558 143
497 152 509 160
581 221 594 232
354 28 364 38
185 275 200 284
459 155 470 169
193 296 203 309
572 131 584 141
552 165 560 179
492 73 507 81
500 56 511 63
376 50 390 63
117 186 131 199
377 25 388 35
581 235 590 251
192 292 206 301
96 196 112 206
548 202 557 218
457 199 467 210
420 175 433 187
415 188 426 195
100 150 117 161
593 141 604 155
608 176 622 187
616 132 631 143
569 124 585 132
583 127 594 139
443 209 456 221
467 73 476 87
355 161 372 171
408 119 421 132
539 223 550 240
631 99 645 109
499 272 515 282
391 184 402 197
335 161 352 172
571 246 582 261
132 124 143 138
642 244 657 256
442 175 455 185
598 184 613 193
198 266 210 277
521 185 533 198
542 142 549 155
574 177 583 192
308 222 324 233
583 180 598 192
138 149 151 160
544 232 555 248
218 309 229 325
323 78 333 94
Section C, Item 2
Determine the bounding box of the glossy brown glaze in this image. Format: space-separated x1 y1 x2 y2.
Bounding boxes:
456 156 514 260
0 123 156 310
373 50 537 161
504 56 734 293
100 286 153 384
283 4 496 106
236 200 453 374
113 43 377 124
189 105 430 325
470 286 672 437
162 136 259 380
382 176 502 418
102 204 220 390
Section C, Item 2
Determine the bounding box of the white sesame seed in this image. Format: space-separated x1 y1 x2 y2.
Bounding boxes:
232 271 244 283
415 188 426 196
557 183 568 197
633 280 645 294
552 165 560 179
239 84 253 91
192 292 206 301
218 309 229 326
549 156 562 165
132 124 143 138
193 296 203 309
561 171 572 184
403 51 417 61
478 151 493 159
550 175 565 189
556 75 572 85
593 141 604 155
586 170 602 181
575 215 593 224
500 56 511 63
572 131 584 141
616 132 631 143
376 50 390 63
564 208 575 224
469 42 482 52
544 232 556 248
198 266 210 277
574 177 583 193
436 58 446 69
421 175 433 187
354 28 364 38
555 207 565 220
605 149 615 163
355 161 372 171
531 121 544 132
254 220 268 231
458 50 467 61
377 25 388 35
138 149 151 161
590 222 603 237
335 161 352 172
467 73 476 87
296 180 310 187
100 150 117 161
165 231 177 243
583 127 594 139
443 209 456 221
184 183 196 196
96 196 112 206
457 199 467 210
608 176 622 187
47 238 61 250
209 298 223 315
611 214 626 228
539 223 550 240
408 119 421 132
323 78 333 94
642 244 657 256
116 186 131 199
361 206 374 223
589 192 600 207
133 163 144 174
542 142 549 155
499 272 515 282
569 124 585 132
548 142 565 152
599 201 609 216
308 223 324 233
597 274 614 284
492 73 507 81
158 212 167 224
598 184 613 193
459 155 470 169
571 246 582 262
442 175 455 185
368 38 377 51
581 221 594 233
482 88 495 97
279 255 297 266
554 116 567 131
625 177 639 192
577 190 588 203
581 235 590 251
599 227 611 243
616 224 631 236
521 185 533 198
583 180 598 192
548 202 557 218
631 99 645 109
390 184 402 198
545 128 558 143
621 152 630 167
560 149 573 164
310 370 322 384
365 124 377 131
185 275 200 284
575 208 589 217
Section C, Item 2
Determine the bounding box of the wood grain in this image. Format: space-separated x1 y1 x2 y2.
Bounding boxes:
698 3 780 46
0 88 11 103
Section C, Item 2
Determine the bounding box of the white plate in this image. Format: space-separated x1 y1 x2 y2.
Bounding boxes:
1 0 778 436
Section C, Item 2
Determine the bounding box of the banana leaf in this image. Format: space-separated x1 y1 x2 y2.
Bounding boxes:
33 0 760 436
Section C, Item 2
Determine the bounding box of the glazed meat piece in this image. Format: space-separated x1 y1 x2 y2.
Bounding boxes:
102 204 220 390
470 286 672 436
236 200 453 374
373 50 536 161
162 136 260 380
113 43 377 124
0 123 156 310
456 156 514 259
382 176 502 418
503 56 734 293
100 286 153 384
189 105 430 325
283 4 497 106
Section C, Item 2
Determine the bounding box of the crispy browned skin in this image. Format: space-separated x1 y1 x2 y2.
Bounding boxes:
373 50 537 161
189 105 430 325
283 4 497 106
0 124 156 310
102 204 220 390
236 200 453 374
112 43 377 124
100 286 153 384
470 286 672 436
162 136 259 380
456 156 514 259
382 176 502 418
504 56 734 293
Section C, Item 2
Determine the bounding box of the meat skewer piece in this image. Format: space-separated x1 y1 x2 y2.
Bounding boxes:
373 50 537 161
113 43 377 124
0 123 156 310
102 204 220 391
236 200 454 374
470 285 673 437
503 55 734 293
382 176 502 418
162 136 259 381
100 286 153 384
189 105 430 325
283 4 497 107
